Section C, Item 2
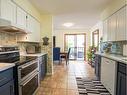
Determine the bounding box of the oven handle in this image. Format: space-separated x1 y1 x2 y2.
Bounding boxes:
20 72 38 87
19 60 38 69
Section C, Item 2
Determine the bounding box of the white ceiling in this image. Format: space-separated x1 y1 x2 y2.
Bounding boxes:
30 0 112 30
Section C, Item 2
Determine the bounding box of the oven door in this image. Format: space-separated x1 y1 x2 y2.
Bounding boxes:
19 72 38 95
18 60 38 82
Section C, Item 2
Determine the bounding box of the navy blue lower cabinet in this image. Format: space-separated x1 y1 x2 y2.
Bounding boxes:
94 54 101 80
116 63 127 95
39 54 47 80
117 72 126 95
0 68 15 95
0 80 14 95
43 54 47 76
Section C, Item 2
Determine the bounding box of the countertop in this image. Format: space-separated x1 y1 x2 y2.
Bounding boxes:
95 52 127 64
0 63 15 72
20 53 47 57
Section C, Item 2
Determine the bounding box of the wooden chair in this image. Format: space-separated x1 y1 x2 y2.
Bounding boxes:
60 48 71 65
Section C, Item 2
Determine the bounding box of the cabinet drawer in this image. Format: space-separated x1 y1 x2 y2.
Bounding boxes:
118 63 126 75
0 68 13 86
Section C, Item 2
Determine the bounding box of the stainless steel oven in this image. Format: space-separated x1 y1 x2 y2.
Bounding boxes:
18 59 38 82
0 46 39 95
19 71 38 95
18 59 39 95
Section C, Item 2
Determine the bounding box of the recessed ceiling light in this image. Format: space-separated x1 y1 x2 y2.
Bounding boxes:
63 22 74 27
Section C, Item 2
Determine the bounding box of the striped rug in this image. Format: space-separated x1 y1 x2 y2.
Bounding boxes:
76 77 111 95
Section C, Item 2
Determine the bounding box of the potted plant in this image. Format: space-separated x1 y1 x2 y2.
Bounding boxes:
87 46 97 66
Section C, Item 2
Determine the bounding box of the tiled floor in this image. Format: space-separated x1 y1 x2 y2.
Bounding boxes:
36 61 95 95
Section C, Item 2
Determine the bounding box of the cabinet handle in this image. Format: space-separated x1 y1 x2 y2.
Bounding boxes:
10 85 14 95
20 72 38 86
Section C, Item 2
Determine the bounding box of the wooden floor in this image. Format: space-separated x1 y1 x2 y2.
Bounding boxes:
36 61 95 95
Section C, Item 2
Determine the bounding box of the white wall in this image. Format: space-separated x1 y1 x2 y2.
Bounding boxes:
53 29 91 54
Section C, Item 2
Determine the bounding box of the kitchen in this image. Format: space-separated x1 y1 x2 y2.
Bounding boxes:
0 0 49 95
92 0 127 94
0 0 127 95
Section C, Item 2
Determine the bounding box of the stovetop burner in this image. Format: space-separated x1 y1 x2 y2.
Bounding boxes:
0 46 37 66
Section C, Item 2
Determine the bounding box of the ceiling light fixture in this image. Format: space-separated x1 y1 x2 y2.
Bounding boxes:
63 22 74 27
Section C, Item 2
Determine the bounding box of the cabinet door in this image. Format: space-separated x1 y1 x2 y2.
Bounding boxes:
26 14 34 33
16 7 27 29
34 20 41 42
0 0 16 24
103 20 108 42
95 55 101 80
116 7 126 41
0 80 15 95
107 14 117 41
40 56 46 80
117 72 126 95
26 15 41 42
43 54 47 75
26 15 34 41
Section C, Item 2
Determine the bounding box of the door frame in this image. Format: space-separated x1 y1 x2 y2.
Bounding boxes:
64 33 86 61
92 29 99 48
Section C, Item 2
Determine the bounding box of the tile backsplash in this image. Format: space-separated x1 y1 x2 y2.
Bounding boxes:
100 41 127 55
18 42 40 54
0 32 40 54
0 32 53 74
0 32 17 45
110 41 124 55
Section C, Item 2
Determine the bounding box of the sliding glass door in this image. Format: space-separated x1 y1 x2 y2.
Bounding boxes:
64 34 86 60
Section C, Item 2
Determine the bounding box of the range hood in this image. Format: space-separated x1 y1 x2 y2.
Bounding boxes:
0 18 27 34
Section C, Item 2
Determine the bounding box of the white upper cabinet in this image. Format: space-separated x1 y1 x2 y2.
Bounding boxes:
26 14 34 33
16 7 27 30
0 0 16 24
26 14 41 42
0 0 41 42
107 13 117 41
34 20 41 42
103 20 108 42
116 6 126 41
103 14 117 42
103 6 127 42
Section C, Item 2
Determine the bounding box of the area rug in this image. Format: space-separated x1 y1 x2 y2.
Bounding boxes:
76 77 111 95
